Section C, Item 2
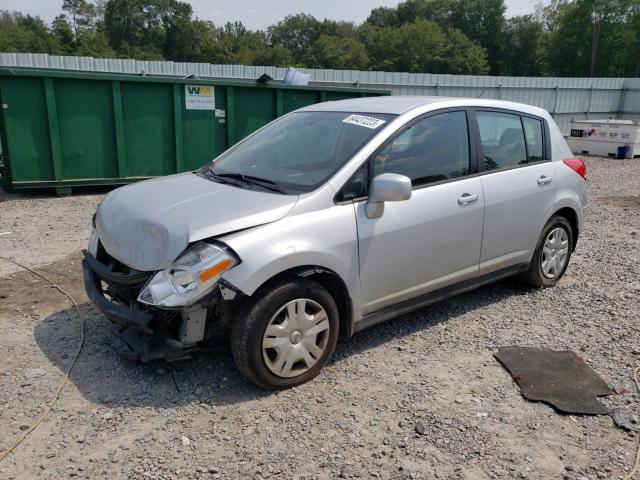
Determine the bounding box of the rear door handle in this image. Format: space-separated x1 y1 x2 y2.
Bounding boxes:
458 193 479 205
537 175 553 186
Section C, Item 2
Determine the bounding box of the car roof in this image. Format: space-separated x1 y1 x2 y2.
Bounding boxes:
300 95 549 117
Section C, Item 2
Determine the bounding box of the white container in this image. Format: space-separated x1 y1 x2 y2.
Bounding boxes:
283 67 310 86
567 119 640 158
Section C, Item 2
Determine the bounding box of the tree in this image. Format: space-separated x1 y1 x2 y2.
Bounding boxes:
503 15 544 76
267 14 322 62
2 0 639 77
103 0 183 58
628 2 640 76
52 15 76 54
162 1 198 60
542 1 593 76
190 21 235 64
62 0 97 40
444 28 490 74
306 35 369 69
535 0 570 32
75 29 115 57
448 0 507 74
396 0 455 26
365 7 398 27
319 19 360 39
0 11 60 54
365 19 488 74
542 0 638 77
252 45 294 67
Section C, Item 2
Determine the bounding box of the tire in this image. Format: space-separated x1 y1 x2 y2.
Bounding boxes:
524 215 573 288
230 278 339 389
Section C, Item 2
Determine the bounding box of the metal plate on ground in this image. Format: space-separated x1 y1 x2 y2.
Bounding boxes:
494 346 614 415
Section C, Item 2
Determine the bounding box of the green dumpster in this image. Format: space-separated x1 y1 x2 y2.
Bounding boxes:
0 68 389 194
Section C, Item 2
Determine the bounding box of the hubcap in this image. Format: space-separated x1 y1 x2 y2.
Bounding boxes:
541 227 569 279
262 298 330 378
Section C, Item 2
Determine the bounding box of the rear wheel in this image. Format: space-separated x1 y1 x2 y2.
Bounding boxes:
524 215 573 288
230 279 339 389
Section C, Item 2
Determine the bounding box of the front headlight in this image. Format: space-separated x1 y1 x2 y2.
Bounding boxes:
138 242 238 308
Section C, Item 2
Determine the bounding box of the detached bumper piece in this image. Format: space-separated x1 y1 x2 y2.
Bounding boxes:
82 251 194 362
114 325 193 362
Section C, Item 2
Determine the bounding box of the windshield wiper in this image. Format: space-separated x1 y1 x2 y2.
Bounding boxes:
199 170 252 189
214 173 288 194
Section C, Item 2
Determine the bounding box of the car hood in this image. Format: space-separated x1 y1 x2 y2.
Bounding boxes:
96 173 298 271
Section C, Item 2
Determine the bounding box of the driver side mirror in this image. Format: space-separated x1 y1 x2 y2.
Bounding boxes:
366 173 412 219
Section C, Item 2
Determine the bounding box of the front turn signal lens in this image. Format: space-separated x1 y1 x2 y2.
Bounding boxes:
199 258 235 282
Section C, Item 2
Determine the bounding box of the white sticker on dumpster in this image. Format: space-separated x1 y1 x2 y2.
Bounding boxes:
342 114 386 129
185 85 215 110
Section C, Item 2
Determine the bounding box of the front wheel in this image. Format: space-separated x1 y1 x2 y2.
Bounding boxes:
230 279 339 389
524 215 573 288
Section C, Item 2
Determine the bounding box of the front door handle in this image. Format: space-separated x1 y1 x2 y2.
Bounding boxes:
458 193 479 205
537 175 553 186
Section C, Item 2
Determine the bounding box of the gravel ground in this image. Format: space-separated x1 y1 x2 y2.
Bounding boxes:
0 157 638 480
0 189 102 276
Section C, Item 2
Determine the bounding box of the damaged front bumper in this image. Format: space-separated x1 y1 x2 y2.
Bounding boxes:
82 250 228 362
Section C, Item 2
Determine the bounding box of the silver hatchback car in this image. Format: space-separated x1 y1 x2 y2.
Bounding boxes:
83 96 588 389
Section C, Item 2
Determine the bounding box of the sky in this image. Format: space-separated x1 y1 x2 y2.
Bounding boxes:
0 0 550 30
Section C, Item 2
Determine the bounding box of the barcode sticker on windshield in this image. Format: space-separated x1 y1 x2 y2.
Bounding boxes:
342 114 386 129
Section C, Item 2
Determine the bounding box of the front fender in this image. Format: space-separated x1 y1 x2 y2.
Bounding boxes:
219 203 362 317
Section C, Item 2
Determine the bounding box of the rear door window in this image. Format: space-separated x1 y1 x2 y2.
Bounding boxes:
476 111 527 171
372 110 470 187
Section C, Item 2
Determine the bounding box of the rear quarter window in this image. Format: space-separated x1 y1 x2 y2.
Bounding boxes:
476 111 527 171
522 117 544 161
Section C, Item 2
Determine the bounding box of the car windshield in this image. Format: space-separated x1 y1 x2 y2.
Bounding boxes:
197 111 395 194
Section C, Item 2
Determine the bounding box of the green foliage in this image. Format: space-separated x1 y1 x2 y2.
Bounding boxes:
62 0 97 38
444 28 491 75
541 0 640 77
448 0 507 74
366 20 446 72
365 19 489 74
0 12 61 54
368 0 505 73
0 0 638 77
268 14 322 63
502 15 544 76
75 29 115 57
306 35 369 70
365 7 398 28
52 15 76 54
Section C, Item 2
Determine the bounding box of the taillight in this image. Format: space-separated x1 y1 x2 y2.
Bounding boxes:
563 158 587 180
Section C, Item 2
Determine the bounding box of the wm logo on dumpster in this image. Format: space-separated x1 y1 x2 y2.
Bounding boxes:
185 85 215 110
187 86 213 96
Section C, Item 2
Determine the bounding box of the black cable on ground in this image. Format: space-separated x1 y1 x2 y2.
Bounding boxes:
0 256 86 462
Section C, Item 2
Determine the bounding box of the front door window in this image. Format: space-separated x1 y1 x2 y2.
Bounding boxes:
372 111 470 187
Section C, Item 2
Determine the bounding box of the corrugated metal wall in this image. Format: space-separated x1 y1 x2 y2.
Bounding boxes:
1 52 639 134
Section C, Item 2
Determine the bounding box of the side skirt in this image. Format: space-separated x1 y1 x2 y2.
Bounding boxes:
353 263 529 334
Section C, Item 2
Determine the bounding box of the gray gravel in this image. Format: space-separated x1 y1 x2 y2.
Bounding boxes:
0 188 102 276
0 157 638 479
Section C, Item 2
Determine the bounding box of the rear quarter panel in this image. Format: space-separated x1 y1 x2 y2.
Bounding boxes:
547 114 586 232
551 160 587 231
